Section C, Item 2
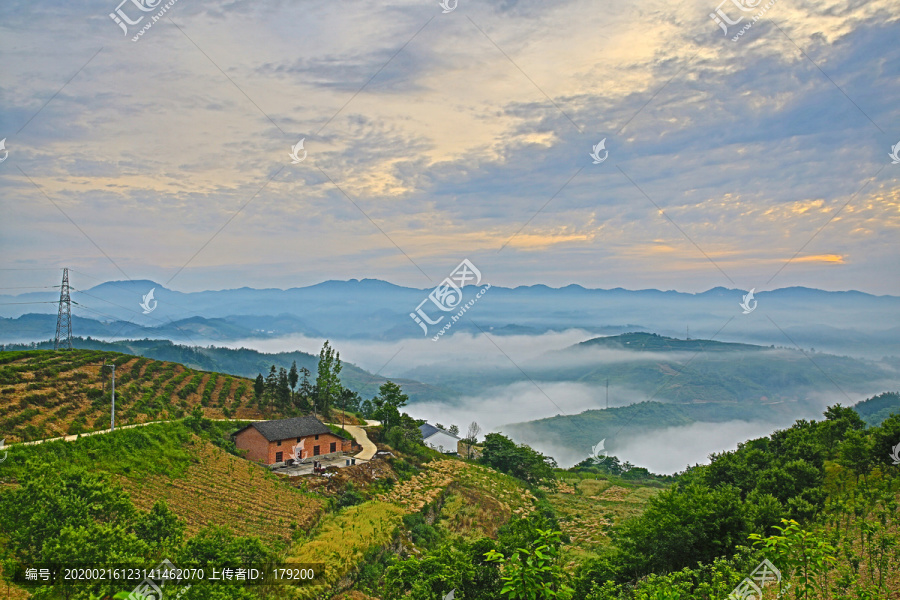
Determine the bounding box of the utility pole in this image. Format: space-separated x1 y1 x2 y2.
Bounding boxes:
104 363 116 430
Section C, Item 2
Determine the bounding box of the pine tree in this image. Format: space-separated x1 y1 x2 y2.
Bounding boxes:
297 367 313 412
253 374 264 399
263 365 277 408
276 367 291 411
288 360 299 402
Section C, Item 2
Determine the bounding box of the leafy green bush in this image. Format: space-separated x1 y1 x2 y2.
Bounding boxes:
480 433 556 485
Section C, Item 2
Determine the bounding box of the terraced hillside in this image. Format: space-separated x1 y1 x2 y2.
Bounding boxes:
120 438 324 549
0 421 326 549
0 349 264 442
542 475 662 563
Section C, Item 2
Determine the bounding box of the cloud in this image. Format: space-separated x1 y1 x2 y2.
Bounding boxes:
0 0 898 295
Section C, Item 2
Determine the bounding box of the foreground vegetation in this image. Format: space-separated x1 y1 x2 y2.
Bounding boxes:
1 346 898 600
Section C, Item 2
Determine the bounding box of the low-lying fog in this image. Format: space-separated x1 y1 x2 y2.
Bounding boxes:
214 330 889 474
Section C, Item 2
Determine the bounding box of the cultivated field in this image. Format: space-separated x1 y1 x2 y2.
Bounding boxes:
0 350 263 442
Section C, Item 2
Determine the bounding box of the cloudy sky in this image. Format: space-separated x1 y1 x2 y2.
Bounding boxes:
1 0 898 294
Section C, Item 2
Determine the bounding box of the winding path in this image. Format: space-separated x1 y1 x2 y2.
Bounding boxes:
325 422 378 461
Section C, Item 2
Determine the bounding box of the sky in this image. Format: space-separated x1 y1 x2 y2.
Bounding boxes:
1 0 899 295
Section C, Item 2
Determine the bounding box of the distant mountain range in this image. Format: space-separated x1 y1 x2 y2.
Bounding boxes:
1 279 898 358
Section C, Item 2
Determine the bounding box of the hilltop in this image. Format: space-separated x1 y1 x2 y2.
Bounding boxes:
572 331 764 352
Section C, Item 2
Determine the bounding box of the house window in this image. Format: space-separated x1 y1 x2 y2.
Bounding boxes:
330 442 336 453
297 437 302 443
315 434 319 440
276 440 282 446
313 445 320 456
275 451 283 463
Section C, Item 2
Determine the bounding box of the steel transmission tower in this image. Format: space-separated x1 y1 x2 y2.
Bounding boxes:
54 268 73 350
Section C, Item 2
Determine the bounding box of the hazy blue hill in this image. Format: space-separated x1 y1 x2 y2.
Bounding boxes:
401 332 897 405
853 391 900 426
502 391 900 463
573 332 764 353
501 399 800 454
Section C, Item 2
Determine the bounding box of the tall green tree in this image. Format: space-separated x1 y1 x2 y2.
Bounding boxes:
340 388 361 414
314 341 343 416
372 380 408 431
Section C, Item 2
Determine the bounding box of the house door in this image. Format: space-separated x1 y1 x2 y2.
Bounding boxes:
330 442 336 453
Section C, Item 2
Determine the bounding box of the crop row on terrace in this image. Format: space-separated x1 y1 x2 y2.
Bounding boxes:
286 501 407 600
546 476 660 564
0 350 263 442
119 440 324 550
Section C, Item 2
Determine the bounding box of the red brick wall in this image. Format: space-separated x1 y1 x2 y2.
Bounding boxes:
290 433 348 462
234 426 269 463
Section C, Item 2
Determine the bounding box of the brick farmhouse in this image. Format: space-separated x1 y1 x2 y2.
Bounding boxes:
234 415 353 465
